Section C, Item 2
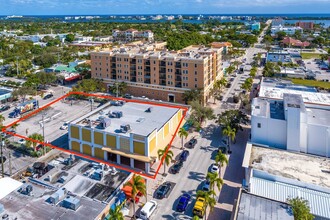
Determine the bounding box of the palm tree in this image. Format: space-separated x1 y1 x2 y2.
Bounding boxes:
183 89 201 104
123 174 146 220
196 190 217 220
192 216 200 220
26 133 44 152
222 125 236 153
178 128 188 150
0 114 5 126
108 201 125 220
157 146 174 175
10 123 19 132
190 101 215 127
206 172 223 194
215 151 228 176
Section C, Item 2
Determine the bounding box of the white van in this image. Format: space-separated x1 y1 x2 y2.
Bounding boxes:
139 200 157 219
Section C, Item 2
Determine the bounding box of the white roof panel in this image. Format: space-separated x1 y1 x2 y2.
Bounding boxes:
0 177 23 199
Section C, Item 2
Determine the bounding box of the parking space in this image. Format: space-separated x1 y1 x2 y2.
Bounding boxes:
304 58 330 81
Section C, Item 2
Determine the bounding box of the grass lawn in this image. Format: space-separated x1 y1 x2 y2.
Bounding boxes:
291 78 330 89
301 53 321 59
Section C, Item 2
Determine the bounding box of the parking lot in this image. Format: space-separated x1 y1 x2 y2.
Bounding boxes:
304 58 330 81
1 95 99 176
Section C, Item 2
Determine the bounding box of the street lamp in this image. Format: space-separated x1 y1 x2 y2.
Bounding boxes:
40 113 47 156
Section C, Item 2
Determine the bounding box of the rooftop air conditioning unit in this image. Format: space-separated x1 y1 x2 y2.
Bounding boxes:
120 124 131 133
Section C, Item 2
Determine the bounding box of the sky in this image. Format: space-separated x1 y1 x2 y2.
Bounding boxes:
1 0 330 15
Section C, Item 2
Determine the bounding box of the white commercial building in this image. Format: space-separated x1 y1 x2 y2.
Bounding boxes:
271 25 303 36
242 144 330 219
251 78 330 157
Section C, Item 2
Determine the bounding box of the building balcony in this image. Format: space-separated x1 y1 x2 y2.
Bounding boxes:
175 83 182 88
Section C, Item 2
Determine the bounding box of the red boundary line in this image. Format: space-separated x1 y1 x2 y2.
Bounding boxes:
2 91 188 179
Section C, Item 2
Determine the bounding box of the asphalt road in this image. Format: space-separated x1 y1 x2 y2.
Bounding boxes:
151 20 271 220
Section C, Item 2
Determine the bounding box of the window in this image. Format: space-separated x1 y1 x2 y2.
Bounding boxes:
195 71 198 75
195 64 197 68
257 123 261 128
195 78 197 82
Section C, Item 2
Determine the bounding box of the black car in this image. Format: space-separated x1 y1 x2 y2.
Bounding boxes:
156 182 172 199
179 150 190 162
187 138 197 148
0 105 10 112
43 93 54 100
171 161 183 174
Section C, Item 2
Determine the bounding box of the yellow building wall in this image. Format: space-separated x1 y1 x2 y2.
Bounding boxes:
94 147 104 160
157 128 163 142
148 137 156 154
164 123 169 136
94 131 104 146
133 141 145 155
71 141 80 152
106 134 117 148
82 128 91 142
70 126 80 139
178 109 182 122
82 144 92 156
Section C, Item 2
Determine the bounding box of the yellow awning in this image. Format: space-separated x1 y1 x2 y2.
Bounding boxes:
102 147 153 163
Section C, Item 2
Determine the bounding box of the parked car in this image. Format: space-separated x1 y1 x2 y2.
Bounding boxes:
156 182 172 199
202 180 211 191
210 163 219 173
171 161 183 174
18 138 26 145
139 200 157 220
43 93 53 100
176 193 191 212
179 150 190 162
124 94 133 99
60 122 70 130
187 138 197 148
0 105 10 112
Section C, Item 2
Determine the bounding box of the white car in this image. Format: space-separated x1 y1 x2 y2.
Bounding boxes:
60 122 70 130
18 138 26 145
210 164 219 173
139 200 157 220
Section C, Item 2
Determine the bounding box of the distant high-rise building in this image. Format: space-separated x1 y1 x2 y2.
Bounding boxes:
91 42 223 103
295 21 314 30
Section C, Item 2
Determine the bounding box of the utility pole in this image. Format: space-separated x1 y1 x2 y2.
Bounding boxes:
90 98 94 111
8 149 12 176
116 83 119 98
0 136 4 177
40 113 46 156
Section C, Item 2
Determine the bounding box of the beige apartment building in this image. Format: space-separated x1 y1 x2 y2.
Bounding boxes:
91 42 223 103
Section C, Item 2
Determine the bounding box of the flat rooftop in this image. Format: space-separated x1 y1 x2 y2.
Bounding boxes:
259 78 330 106
236 192 294 220
0 183 106 220
249 145 330 188
72 101 179 137
252 98 285 120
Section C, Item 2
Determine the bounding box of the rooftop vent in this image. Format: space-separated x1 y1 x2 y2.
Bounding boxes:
145 107 153 113
100 118 111 129
110 111 123 118
136 117 145 123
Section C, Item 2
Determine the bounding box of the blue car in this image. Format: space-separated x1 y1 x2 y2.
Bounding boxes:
176 193 191 212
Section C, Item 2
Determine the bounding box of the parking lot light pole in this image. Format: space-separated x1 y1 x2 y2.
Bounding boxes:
41 113 46 156
0 136 4 177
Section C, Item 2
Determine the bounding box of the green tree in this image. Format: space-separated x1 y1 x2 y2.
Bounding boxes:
157 146 174 175
287 197 314 220
108 82 128 97
72 79 105 93
216 110 249 132
190 100 215 128
263 62 280 77
108 201 125 220
276 31 287 40
26 133 44 152
206 172 223 194
0 114 5 126
183 89 201 104
123 174 146 220
12 86 37 103
65 34 75 43
222 125 236 152
178 127 188 150
226 65 236 75
215 151 228 176
196 190 217 219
